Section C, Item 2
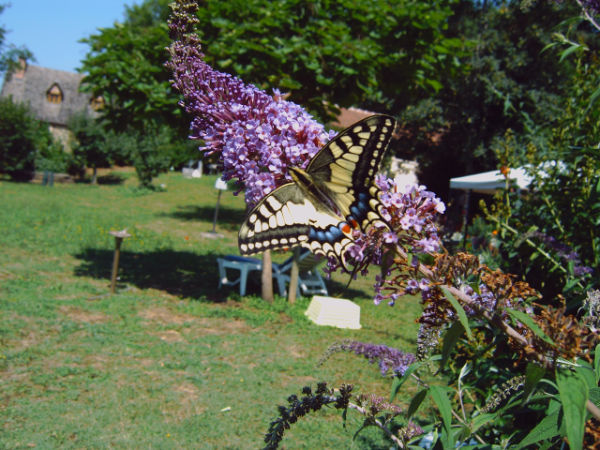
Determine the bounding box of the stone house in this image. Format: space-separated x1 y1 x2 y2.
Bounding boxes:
0 60 101 150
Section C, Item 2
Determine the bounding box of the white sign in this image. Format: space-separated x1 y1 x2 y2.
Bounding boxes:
214 178 228 190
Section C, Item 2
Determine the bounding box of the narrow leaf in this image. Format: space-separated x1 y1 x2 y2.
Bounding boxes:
506 309 555 346
523 363 546 400
429 385 455 448
407 389 428 419
594 343 600 384
559 44 582 62
588 85 600 109
439 320 465 371
442 287 472 340
470 413 495 434
516 409 562 448
429 385 452 433
574 359 596 390
390 362 421 402
556 368 588 450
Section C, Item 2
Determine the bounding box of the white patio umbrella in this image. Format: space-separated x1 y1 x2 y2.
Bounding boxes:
449 167 533 194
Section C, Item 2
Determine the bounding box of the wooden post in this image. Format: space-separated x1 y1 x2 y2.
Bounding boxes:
261 250 274 303
109 229 131 294
287 247 300 304
211 190 222 233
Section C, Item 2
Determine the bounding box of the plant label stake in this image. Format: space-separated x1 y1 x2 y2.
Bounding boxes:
109 229 131 294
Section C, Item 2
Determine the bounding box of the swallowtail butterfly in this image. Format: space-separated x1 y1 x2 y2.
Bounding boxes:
238 114 395 269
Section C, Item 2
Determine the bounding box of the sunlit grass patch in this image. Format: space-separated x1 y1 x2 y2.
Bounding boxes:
0 170 423 448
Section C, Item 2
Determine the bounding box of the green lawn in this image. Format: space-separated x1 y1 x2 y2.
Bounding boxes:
0 170 423 448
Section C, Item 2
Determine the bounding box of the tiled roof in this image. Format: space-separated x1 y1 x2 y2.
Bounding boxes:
0 63 94 126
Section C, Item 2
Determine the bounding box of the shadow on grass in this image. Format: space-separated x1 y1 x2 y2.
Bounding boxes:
73 174 127 185
164 204 246 223
97 173 127 185
161 205 246 231
74 248 263 301
74 247 370 301
326 278 369 300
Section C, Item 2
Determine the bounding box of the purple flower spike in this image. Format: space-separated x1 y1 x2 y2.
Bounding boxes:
168 2 333 207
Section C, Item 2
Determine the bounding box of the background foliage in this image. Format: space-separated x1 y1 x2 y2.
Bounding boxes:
0 97 56 179
0 3 33 75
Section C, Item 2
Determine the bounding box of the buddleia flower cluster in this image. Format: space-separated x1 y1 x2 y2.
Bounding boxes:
324 174 446 305
167 0 335 207
320 340 416 376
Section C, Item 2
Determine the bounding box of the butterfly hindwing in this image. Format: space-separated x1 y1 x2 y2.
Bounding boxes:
238 183 355 262
238 114 396 269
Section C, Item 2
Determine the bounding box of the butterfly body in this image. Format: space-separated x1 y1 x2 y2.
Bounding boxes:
238 115 395 269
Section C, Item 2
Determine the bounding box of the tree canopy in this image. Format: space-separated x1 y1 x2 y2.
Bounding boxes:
79 0 464 130
79 0 180 133
0 4 34 75
396 0 590 198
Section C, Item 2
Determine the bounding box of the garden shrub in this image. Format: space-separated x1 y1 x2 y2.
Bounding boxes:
0 97 54 180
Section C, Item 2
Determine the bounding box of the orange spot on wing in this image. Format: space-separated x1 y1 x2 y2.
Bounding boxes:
349 219 359 229
341 223 352 234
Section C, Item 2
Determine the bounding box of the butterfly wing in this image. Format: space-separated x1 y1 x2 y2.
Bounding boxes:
238 114 396 268
306 114 395 230
238 183 356 262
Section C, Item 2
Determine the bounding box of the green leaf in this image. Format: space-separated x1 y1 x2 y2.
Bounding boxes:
588 85 600 109
594 343 600 384
429 385 452 433
556 368 588 450
439 320 465 371
574 359 596 390
429 385 454 448
589 387 600 408
523 363 546 400
470 413 495 434
559 44 582 62
505 309 555 346
515 409 562 449
407 389 428 419
441 287 472 340
390 362 421 402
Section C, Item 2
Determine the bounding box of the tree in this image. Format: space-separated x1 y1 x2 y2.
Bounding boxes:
194 0 464 120
0 97 52 179
68 113 114 184
81 0 464 129
79 0 196 186
0 4 34 75
128 125 174 188
79 0 181 133
397 0 582 200
479 13 600 302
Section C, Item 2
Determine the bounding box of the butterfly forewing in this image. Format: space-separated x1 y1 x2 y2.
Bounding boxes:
306 115 395 229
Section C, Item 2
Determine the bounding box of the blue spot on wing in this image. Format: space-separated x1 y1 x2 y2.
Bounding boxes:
349 192 370 223
309 224 346 244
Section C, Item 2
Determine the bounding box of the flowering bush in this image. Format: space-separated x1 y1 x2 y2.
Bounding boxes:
167 3 333 207
168 1 599 448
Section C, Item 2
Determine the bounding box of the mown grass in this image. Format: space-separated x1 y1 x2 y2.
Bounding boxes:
0 170 424 448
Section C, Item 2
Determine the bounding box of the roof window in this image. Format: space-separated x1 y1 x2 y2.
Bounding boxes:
46 84 63 104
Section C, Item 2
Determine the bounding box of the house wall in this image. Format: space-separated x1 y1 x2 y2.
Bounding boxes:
48 124 73 152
